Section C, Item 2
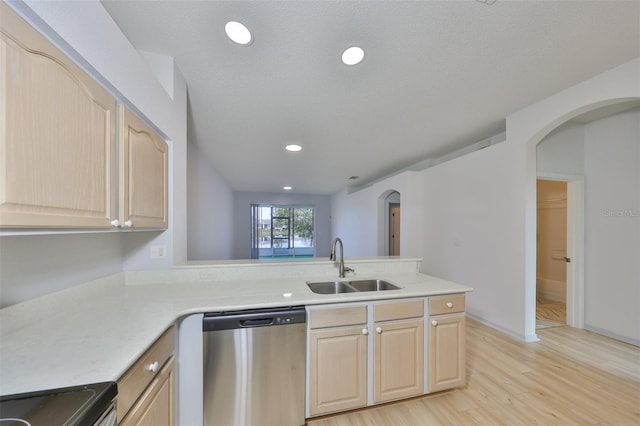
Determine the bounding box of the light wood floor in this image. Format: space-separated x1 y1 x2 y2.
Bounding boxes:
307 319 640 426
536 297 566 329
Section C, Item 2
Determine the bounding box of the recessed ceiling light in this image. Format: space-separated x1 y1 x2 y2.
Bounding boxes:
285 144 302 152
283 186 293 190
342 46 365 66
225 21 252 45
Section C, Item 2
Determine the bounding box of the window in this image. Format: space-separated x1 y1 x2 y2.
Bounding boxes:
251 204 315 259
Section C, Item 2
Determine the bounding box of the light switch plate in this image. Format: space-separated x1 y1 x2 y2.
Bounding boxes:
151 245 167 258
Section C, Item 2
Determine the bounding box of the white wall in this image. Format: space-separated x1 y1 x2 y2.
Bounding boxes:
0 233 123 307
537 124 585 175
332 144 529 339
583 109 639 344
332 58 640 342
419 142 529 338
0 0 188 305
331 188 379 257
187 142 235 260
233 192 332 260
332 171 422 259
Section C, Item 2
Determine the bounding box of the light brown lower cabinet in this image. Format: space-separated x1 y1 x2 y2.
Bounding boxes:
307 295 468 418
118 327 175 425
120 356 175 426
428 313 466 392
373 318 424 403
308 325 368 416
307 298 428 417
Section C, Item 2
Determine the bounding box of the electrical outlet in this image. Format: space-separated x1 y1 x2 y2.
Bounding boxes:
151 245 167 259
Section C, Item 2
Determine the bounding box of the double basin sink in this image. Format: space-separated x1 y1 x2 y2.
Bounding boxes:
307 279 400 294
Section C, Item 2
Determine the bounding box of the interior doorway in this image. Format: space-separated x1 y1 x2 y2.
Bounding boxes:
536 179 568 329
388 203 400 256
383 191 400 256
535 174 584 330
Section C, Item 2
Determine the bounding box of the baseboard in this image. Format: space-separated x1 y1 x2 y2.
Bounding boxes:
466 313 539 342
584 324 640 347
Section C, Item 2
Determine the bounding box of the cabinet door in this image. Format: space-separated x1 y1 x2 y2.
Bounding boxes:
120 106 168 229
121 356 175 426
428 314 465 392
308 326 368 416
373 318 424 403
0 3 117 228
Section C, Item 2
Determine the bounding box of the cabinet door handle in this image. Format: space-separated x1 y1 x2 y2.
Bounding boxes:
446 302 454 308
124 220 133 228
362 328 369 335
147 361 159 373
431 320 438 327
110 219 121 228
376 326 382 334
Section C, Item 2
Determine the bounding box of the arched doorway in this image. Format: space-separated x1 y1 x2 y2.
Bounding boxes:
527 98 640 338
386 191 401 256
377 190 400 256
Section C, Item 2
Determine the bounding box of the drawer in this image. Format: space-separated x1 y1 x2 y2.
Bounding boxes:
373 299 424 322
120 356 175 426
117 326 175 423
309 304 367 329
429 294 465 315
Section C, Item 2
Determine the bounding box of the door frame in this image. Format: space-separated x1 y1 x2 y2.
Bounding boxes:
536 172 585 328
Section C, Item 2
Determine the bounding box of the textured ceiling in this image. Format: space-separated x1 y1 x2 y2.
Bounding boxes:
101 0 640 195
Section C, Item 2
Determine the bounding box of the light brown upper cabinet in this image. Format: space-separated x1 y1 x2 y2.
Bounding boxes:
119 106 168 230
0 4 168 230
0 3 117 228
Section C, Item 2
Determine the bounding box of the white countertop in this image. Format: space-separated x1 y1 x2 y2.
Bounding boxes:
0 263 471 396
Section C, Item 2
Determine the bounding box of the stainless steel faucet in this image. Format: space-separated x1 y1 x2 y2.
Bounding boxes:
330 237 354 278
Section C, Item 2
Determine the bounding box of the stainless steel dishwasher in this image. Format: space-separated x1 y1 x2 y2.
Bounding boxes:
203 306 307 426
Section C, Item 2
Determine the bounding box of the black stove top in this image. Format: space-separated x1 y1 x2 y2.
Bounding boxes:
0 382 116 426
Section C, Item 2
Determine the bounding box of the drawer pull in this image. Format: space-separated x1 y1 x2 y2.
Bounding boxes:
446 302 454 308
431 320 438 326
147 361 159 373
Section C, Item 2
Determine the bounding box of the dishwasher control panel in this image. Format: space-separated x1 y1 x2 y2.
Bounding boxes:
203 306 306 331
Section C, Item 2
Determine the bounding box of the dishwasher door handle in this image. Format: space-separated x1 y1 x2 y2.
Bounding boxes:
240 317 274 327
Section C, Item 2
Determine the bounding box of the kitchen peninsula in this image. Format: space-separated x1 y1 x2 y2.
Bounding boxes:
0 257 472 423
